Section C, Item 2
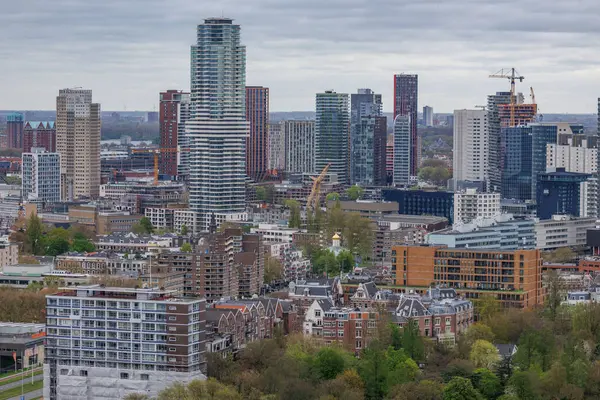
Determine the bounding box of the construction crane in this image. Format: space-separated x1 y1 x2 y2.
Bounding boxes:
306 163 331 212
489 68 525 127
131 148 189 185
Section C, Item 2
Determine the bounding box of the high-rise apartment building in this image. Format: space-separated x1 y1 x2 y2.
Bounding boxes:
391 246 544 308
5 112 24 149
392 115 411 187
393 74 418 175
22 148 61 204
315 91 350 182
350 89 386 186
23 121 56 153
423 105 433 127
268 122 285 172
453 189 500 224
159 90 191 177
246 86 269 181
386 135 394 180
56 89 101 200
501 126 533 201
187 18 248 231
43 286 206 400
453 109 489 190
284 120 315 174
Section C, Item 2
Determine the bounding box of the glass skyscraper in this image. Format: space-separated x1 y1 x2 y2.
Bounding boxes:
187 18 248 231
501 126 532 201
315 91 349 183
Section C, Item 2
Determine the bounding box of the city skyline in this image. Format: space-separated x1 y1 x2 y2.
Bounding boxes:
3 1 600 113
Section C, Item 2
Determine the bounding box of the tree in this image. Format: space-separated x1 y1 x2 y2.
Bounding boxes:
133 217 154 234
285 200 301 228
469 340 500 369
181 242 193 253
507 371 541 400
418 166 451 186
180 224 189 235
314 347 346 380
545 270 562 321
474 295 500 322
337 250 354 273
388 380 443 400
45 229 71 256
264 256 283 283
359 346 389 400
25 214 44 255
326 192 340 202
70 232 95 253
123 394 150 400
346 185 364 201
313 250 338 276
402 320 425 361
421 159 448 169
442 377 483 400
256 186 267 202
471 368 502 400
543 247 575 263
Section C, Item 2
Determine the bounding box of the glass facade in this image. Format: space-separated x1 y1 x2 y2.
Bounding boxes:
501 126 532 201
315 91 349 183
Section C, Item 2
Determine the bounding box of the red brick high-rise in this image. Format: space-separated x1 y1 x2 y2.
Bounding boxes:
245 86 269 181
5 113 24 149
23 121 56 153
393 74 418 175
159 90 190 177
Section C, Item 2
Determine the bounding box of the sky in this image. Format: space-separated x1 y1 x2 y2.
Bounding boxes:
2 0 600 113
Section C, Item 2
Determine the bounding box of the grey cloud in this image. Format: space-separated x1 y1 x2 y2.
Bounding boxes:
1 0 599 112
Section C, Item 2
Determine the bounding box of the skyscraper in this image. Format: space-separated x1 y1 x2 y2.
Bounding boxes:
22 148 61 205
159 90 191 177
393 74 418 175
487 92 512 192
23 121 56 153
56 89 100 200
392 115 411 187
453 109 489 189
246 86 269 181
315 90 349 182
5 112 23 149
350 89 386 186
268 122 285 172
501 126 533 201
284 120 315 174
187 18 248 231
423 106 433 127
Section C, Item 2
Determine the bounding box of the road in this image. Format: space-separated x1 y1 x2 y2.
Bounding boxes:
0 369 42 385
5 388 42 400
0 374 43 392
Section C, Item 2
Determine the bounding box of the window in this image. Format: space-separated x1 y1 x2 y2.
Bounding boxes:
425 319 430 326
141 374 149 381
80 370 88 377
169 337 176 342
338 330 344 337
445 317 451 324
169 316 176 321
315 310 321 317
120 372 129 379
435 318 441 326
60 369 68 375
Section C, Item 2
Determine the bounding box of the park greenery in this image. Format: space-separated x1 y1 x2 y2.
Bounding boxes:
418 159 452 187
125 294 600 400
132 216 155 234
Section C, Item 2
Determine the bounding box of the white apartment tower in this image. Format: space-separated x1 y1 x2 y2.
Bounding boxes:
187 18 248 231
268 122 285 171
43 286 206 400
453 109 489 190
284 120 315 174
393 115 411 186
56 89 100 200
454 188 501 224
22 148 61 204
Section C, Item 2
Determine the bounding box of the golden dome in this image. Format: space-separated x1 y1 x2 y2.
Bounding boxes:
332 233 341 240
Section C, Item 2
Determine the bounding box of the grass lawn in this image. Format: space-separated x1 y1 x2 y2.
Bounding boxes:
0 379 43 400
0 370 42 389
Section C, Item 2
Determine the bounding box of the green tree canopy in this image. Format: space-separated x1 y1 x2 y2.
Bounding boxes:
25 214 44 255
181 242 193 253
346 185 364 201
264 256 283 283
133 217 154 234
469 340 500 370
442 377 483 400
180 224 188 235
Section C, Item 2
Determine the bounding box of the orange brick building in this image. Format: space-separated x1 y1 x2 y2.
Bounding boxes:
391 245 544 308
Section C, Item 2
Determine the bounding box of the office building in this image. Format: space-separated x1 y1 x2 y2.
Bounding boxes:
386 135 394 179
453 109 489 189
159 90 191 177
487 92 513 192
547 135 598 218
56 88 101 200
382 188 454 223
23 121 56 153
43 286 206 400
391 246 543 308
501 126 533 201
268 122 285 172
22 148 61 204
423 105 433 127
187 18 248 230
350 89 384 185
315 90 350 182
536 168 591 220
246 86 269 181
5 112 24 149
453 189 500 224
392 115 411 186
531 123 584 201
393 74 419 174
284 120 315 174
536 214 597 250
427 214 536 250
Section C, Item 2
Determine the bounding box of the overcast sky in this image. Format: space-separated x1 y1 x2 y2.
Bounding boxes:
2 0 600 113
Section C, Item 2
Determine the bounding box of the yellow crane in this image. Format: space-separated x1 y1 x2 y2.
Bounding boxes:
489 68 525 127
307 163 331 212
131 148 189 185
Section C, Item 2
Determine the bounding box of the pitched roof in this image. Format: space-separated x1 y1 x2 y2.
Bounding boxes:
363 282 378 298
316 299 334 312
495 344 517 358
396 296 430 317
